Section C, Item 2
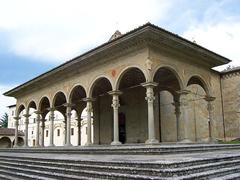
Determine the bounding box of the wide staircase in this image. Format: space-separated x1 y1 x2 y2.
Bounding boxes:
0 144 239 179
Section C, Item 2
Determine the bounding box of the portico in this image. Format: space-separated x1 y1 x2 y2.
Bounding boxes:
4 23 230 147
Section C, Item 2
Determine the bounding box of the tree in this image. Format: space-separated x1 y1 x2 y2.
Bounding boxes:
0 113 8 128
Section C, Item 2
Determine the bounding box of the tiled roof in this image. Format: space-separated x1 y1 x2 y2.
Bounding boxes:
0 128 24 136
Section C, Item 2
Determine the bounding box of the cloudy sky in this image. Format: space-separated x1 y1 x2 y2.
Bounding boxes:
0 0 240 117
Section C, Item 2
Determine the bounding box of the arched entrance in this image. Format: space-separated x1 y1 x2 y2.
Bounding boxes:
153 67 183 142
187 76 210 142
90 77 113 145
0 137 12 148
117 67 147 144
38 96 51 147
69 85 87 146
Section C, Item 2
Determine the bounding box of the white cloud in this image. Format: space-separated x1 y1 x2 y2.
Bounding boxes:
182 16 240 70
0 85 16 118
0 0 170 63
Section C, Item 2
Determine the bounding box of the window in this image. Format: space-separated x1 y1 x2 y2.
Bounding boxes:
12 111 14 116
86 127 87 135
71 128 74 136
33 118 36 123
57 129 60 136
46 130 48 137
32 131 34 135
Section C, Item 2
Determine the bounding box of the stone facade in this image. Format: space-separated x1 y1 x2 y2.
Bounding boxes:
3 23 240 147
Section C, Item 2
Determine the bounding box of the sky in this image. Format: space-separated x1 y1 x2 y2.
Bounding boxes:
0 0 240 117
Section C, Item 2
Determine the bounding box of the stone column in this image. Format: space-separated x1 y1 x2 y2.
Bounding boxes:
178 90 192 143
141 82 159 144
49 108 55 146
40 118 45 147
23 113 31 147
173 100 181 142
35 111 41 147
62 119 66 145
204 96 216 142
76 117 82 146
64 103 73 146
13 116 20 147
83 98 94 146
108 90 122 145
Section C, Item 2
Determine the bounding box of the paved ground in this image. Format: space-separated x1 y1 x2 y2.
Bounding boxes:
0 149 240 164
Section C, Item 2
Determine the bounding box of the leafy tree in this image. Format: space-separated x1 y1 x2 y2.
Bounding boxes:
0 113 8 128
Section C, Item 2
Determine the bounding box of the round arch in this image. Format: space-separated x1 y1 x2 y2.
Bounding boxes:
69 84 87 103
27 100 37 111
38 96 51 118
152 65 184 90
17 104 26 116
115 66 147 90
187 75 210 96
88 76 113 98
52 91 67 107
0 137 11 148
38 96 51 110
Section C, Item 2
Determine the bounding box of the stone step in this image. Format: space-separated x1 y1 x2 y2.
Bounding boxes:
212 173 240 180
0 155 239 178
0 164 99 180
1 144 240 155
0 168 51 180
0 153 240 169
176 165 240 180
0 162 163 180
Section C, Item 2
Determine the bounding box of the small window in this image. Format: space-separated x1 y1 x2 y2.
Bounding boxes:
46 130 48 137
33 118 36 123
12 111 14 116
71 128 74 136
32 131 34 135
86 127 87 135
57 129 60 136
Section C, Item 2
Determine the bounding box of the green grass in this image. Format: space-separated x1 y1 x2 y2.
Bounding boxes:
220 140 240 144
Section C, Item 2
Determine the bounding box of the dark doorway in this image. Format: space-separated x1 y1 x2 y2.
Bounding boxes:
119 112 126 144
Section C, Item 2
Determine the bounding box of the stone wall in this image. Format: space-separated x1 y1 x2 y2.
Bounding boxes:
222 72 240 140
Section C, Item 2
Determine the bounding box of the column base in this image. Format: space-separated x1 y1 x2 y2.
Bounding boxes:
85 142 93 146
207 137 217 143
145 139 159 144
13 145 18 148
64 143 73 147
48 144 55 147
111 141 122 145
177 139 192 144
23 145 29 148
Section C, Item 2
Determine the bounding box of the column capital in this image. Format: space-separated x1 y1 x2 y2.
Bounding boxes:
141 82 158 88
82 97 95 102
108 90 122 96
63 103 75 107
204 96 216 102
76 117 83 121
14 116 21 120
23 113 31 118
176 90 191 95
34 110 42 115
47 107 55 111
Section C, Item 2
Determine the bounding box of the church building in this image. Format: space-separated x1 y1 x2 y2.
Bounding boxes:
3 23 240 147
